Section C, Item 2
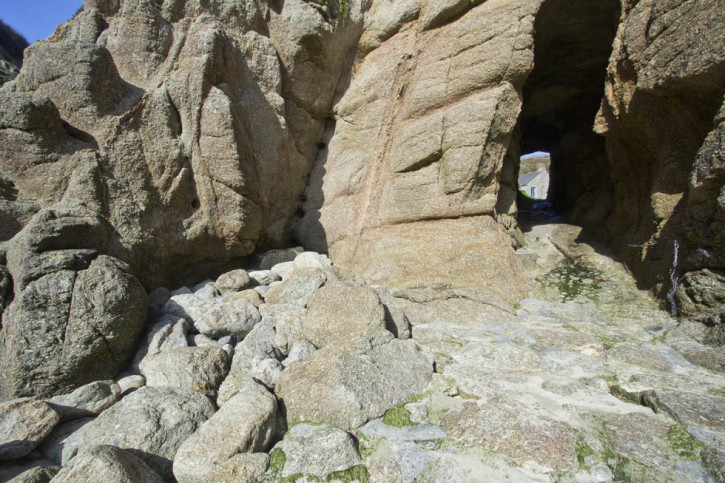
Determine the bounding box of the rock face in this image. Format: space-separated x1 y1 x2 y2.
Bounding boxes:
0 252 147 399
296 0 535 307
593 0 725 323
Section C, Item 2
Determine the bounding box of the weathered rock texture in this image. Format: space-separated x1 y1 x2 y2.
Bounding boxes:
0 0 362 399
296 0 536 306
593 0 725 325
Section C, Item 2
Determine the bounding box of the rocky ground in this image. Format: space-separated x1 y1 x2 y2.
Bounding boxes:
1 207 724 482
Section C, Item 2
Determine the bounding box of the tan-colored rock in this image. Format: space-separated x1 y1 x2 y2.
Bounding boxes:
300 279 386 348
0 399 60 460
297 0 537 304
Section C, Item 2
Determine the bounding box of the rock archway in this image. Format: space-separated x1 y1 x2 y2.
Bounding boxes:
516 0 620 233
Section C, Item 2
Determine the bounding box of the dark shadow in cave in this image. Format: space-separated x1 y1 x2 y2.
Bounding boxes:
515 0 621 238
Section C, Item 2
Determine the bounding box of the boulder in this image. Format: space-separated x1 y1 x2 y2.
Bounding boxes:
300 278 387 348
207 453 269 482
61 386 216 480
162 293 260 338
47 380 121 421
702 441 725 482
276 331 433 430
38 418 93 465
248 270 281 286
264 267 328 307
0 399 60 460
52 445 164 482
216 269 251 294
271 423 361 479
293 251 332 270
172 380 277 482
139 346 231 396
130 314 191 372
0 254 147 399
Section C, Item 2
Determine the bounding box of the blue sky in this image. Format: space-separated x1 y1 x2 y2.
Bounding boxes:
1 0 83 44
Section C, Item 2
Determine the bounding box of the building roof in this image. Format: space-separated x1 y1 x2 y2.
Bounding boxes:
518 169 546 186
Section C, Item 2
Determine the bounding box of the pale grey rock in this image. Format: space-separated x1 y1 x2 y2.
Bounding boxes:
238 316 279 360
170 286 193 296
61 386 216 480
452 341 541 372
224 289 264 307
0 399 60 460
590 464 614 482
359 419 447 441
52 445 164 482
375 287 411 340
140 346 231 396
216 269 251 294
293 251 332 270
207 453 269 482
405 402 428 423
643 390 725 433
116 375 145 396
162 293 261 338
250 358 284 390
299 279 386 348
248 270 281 286
702 441 725 482
192 280 219 299
606 344 672 371
273 423 361 479
172 380 276 483
270 261 296 279
265 267 327 307
276 331 433 430
603 413 671 467
190 334 217 347
282 339 317 367
443 401 578 472
47 380 121 421
130 314 191 372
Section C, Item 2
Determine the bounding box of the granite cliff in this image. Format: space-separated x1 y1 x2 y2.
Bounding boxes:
0 0 724 480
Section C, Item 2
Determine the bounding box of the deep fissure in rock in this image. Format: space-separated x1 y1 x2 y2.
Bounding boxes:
516 0 621 234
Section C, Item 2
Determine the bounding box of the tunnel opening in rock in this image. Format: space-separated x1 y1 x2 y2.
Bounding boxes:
515 0 621 236
518 151 551 200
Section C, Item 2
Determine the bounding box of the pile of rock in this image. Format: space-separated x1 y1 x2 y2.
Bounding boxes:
0 249 433 482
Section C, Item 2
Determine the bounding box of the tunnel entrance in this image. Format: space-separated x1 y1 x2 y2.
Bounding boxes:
515 0 621 235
